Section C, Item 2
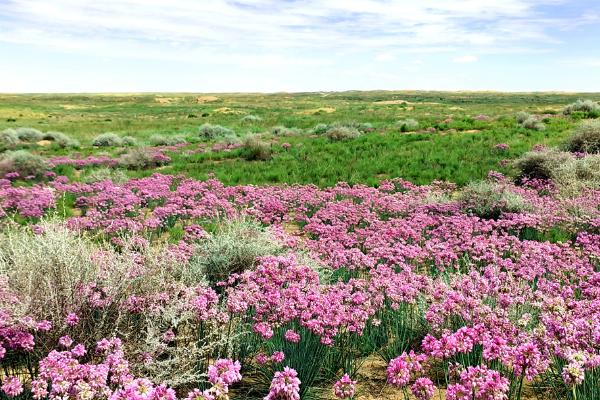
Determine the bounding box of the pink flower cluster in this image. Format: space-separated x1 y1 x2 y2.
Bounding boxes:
265 367 301 400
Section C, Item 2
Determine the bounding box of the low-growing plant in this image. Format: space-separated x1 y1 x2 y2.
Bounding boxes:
396 119 419 132
565 119 600 154
199 123 234 139
118 149 171 169
241 137 272 161
562 99 600 118
514 149 574 181
271 126 301 136
187 218 283 285
241 114 262 123
43 131 80 148
325 125 361 141
516 111 531 124
92 132 123 147
311 123 330 134
122 135 138 146
0 128 20 150
0 150 48 177
521 116 545 131
15 127 43 142
149 134 187 146
460 180 531 219
82 167 129 184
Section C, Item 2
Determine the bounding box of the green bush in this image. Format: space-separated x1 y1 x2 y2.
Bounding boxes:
325 125 361 141
396 118 419 132
187 218 283 285
44 131 80 148
514 149 574 180
92 132 123 147
122 136 138 147
241 114 262 123
521 117 545 131
242 137 272 161
118 149 170 169
565 120 600 154
460 180 531 219
311 123 330 134
149 134 187 146
0 129 20 150
15 127 43 142
516 111 531 124
198 123 234 139
0 150 48 177
563 99 600 118
272 126 301 136
83 167 129 184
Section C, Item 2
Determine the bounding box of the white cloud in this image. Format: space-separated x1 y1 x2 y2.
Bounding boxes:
453 55 479 63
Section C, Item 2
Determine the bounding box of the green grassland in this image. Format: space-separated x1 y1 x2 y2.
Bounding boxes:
1 91 598 186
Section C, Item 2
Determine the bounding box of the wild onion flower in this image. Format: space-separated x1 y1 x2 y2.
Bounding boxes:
333 374 356 399
265 367 301 400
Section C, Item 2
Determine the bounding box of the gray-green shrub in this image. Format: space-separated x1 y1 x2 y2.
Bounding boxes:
396 119 419 132
0 129 20 149
325 125 361 141
242 137 272 161
241 114 262 123
311 123 330 134
514 149 573 181
272 126 301 136
187 218 283 285
521 117 545 131
563 99 600 117
149 134 187 146
516 111 531 124
0 150 48 177
44 131 80 148
15 127 43 142
460 180 531 219
122 136 138 147
92 132 123 147
565 120 600 154
198 123 234 139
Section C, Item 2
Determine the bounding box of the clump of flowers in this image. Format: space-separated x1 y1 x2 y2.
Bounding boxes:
387 351 428 387
411 377 436 400
446 365 509 400
333 373 356 399
265 367 301 400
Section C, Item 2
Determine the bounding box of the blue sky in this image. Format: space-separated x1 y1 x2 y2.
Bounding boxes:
0 0 599 92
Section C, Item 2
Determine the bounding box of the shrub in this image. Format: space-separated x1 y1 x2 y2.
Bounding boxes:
241 114 262 123
344 121 374 132
187 218 283 285
0 150 48 177
272 126 301 136
43 131 80 148
83 167 129 184
514 149 573 181
0 128 20 150
325 125 361 141
562 99 600 117
459 180 531 219
122 136 138 146
198 123 234 139
92 132 123 147
149 134 187 146
15 127 43 142
516 111 531 124
520 117 545 131
311 123 330 134
396 118 419 132
565 120 600 154
118 149 171 169
552 154 600 195
0 222 230 387
242 136 272 161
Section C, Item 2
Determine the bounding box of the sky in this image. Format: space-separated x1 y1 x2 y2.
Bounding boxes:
0 0 599 93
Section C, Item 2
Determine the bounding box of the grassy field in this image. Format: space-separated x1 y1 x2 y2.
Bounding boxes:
1 91 598 186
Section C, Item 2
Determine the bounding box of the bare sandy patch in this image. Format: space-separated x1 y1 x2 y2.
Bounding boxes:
196 95 220 103
213 107 244 115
